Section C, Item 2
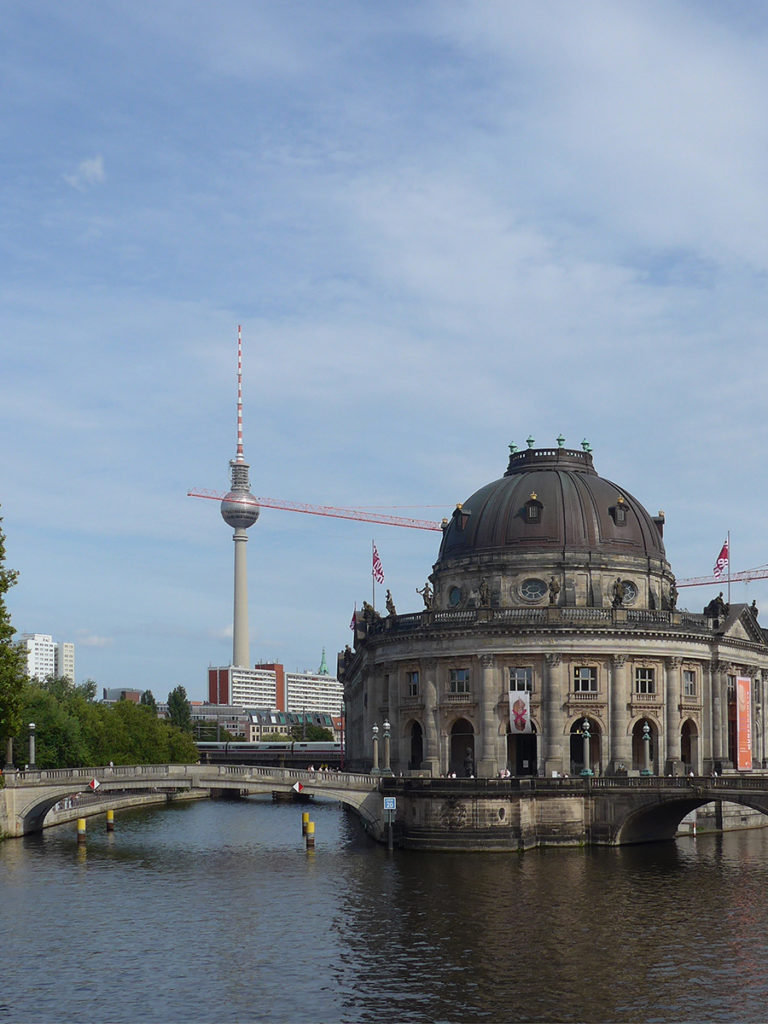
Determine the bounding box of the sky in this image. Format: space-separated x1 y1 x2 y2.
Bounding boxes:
3 1 768 701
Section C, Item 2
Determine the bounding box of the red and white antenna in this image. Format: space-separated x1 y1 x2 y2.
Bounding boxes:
236 323 244 463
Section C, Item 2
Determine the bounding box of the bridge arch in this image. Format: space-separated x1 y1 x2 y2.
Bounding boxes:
609 789 768 845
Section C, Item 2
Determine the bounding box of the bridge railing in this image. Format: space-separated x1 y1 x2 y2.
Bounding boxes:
4 763 377 790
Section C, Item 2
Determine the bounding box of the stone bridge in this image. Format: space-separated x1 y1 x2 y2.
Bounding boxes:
5 766 768 849
0 764 380 839
378 774 768 849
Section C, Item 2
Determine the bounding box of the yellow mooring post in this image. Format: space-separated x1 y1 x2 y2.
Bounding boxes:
305 820 315 850
77 818 87 843
106 809 115 832
301 811 310 835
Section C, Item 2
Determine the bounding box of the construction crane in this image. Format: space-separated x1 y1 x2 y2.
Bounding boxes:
188 488 446 532
676 567 768 588
190 487 768 585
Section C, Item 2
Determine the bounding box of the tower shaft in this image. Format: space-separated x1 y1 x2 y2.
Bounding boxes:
232 528 250 668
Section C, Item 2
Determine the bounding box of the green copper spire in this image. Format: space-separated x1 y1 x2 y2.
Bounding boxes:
318 648 329 675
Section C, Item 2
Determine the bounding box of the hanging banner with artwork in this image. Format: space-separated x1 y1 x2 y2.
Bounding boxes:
509 690 532 734
736 675 753 772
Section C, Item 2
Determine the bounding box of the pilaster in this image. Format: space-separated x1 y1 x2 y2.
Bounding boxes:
477 653 499 778
609 655 631 771
543 653 566 776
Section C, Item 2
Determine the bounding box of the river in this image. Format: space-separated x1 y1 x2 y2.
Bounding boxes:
2 796 768 1023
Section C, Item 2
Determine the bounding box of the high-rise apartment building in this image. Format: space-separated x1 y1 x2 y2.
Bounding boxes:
55 642 75 682
20 634 76 682
208 658 342 714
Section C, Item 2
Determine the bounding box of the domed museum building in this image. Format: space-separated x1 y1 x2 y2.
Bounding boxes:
340 442 768 779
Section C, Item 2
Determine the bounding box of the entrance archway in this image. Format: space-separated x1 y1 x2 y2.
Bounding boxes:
569 717 601 775
632 719 657 773
449 718 475 776
409 721 424 770
681 719 698 772
507 726 537 776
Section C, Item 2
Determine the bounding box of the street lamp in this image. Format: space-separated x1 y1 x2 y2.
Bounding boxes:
28 722 36 770
371 723 380 774
641 720 652 776
580 718 593 777
382 719 392 775
340 701 345 772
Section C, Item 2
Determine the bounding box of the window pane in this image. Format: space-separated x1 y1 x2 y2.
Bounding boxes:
509 667 533 692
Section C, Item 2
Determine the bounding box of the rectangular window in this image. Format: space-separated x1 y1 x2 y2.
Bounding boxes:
449 668 471 694
573 667 598 692
727 674 736 698
509 667 533 692
406 671 420 697
635 667 655 694
683 670 696 697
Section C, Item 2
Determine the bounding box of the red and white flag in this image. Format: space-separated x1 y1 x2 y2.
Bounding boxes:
372 542 384 584
350 604 357 630
713 539 729 579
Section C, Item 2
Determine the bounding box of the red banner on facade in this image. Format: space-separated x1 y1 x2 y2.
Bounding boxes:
736 676 753 772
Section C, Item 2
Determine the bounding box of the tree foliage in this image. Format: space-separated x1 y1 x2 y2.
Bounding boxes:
140 689 157 711
0 514 26 763
290 724 335 742
14 680 198 769
167 685 192 732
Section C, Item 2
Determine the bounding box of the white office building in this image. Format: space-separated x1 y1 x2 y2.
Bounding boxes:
55 642 75 682
20 634 56 681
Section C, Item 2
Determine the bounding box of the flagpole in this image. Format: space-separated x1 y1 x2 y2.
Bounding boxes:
372 539 375 611
727 530 731 605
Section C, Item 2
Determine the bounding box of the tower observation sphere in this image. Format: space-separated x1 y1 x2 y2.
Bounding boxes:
221 461 260 529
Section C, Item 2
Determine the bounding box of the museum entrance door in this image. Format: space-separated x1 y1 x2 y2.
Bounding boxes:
569 717 601 775
681 718 698 772
449 718 475 776
409 721 424 769
507 728 537 775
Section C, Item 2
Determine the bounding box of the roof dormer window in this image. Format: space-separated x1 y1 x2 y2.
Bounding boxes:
612 496 627 526
525 492 543 524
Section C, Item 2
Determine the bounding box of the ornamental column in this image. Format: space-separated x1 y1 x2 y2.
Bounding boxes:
609 655 631 772
477 653 499 778
712 661 732 768
421 659 440 777
543 652 566 776
664 657 683 774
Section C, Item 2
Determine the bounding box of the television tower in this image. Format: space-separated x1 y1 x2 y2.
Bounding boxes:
220 325 259 667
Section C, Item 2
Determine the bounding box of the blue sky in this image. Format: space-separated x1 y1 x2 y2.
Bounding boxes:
3 1 768 700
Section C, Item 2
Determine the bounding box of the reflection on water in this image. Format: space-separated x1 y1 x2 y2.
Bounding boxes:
2 797 768 1023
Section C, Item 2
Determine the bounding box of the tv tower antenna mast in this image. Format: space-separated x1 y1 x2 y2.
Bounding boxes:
220 325 259 668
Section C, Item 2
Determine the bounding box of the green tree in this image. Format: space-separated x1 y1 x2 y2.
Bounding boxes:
290 723 335 742
0 514 26 768
167 685 192 732
140 689 158 712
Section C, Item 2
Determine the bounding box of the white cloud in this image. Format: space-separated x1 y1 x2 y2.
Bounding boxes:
64 155 105 190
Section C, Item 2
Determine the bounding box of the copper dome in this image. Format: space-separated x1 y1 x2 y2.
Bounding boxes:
437 446 666 565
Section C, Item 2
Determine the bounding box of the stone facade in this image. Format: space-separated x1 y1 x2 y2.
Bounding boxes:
340 445 768 778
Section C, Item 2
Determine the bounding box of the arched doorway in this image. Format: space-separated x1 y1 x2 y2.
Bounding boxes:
449 718 475 776
569 717 601 775
409 721 424 770
632 719 656 773
507 725 537 776
681 719 698 772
